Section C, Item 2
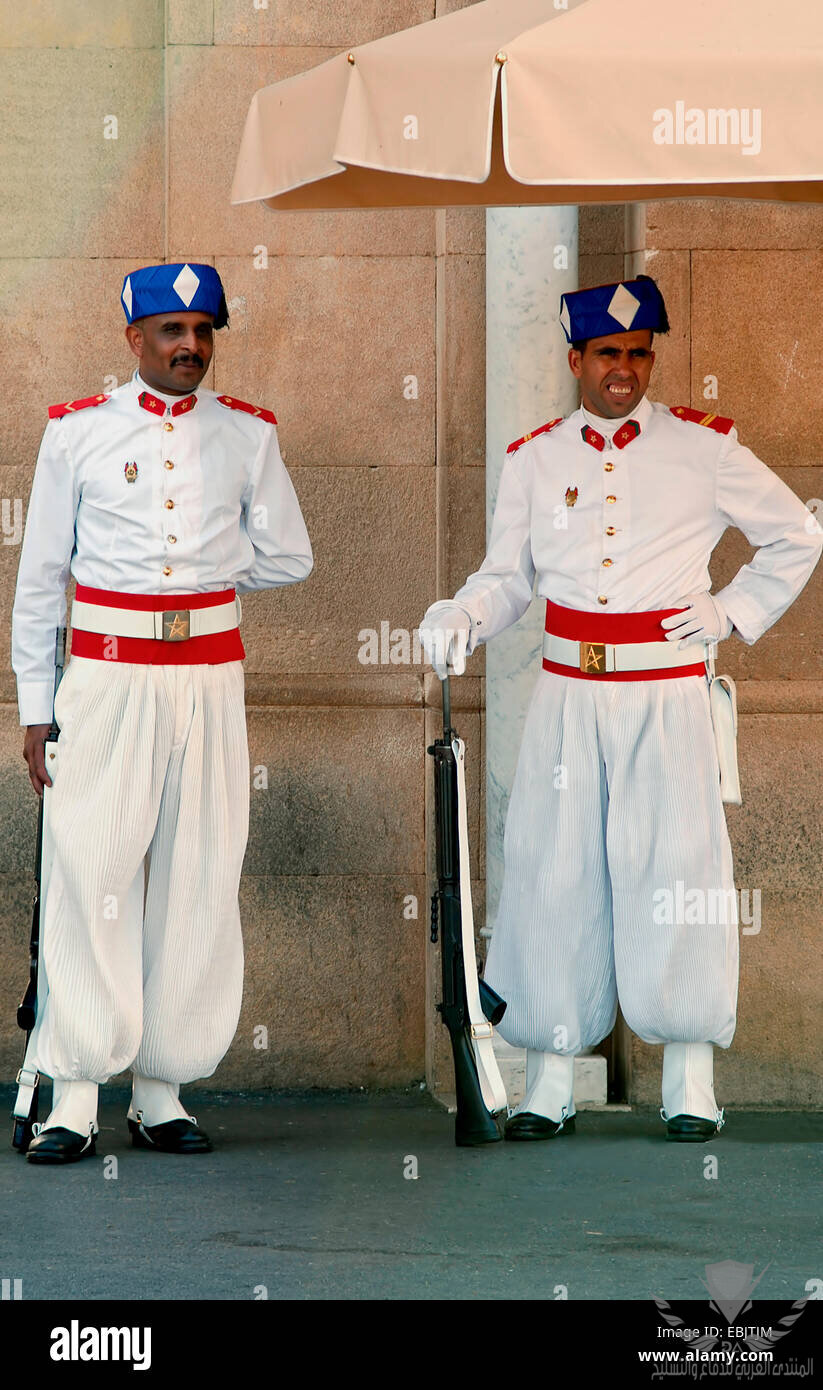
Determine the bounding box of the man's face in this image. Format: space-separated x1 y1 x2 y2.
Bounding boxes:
125 311 214 394
567 330 655 419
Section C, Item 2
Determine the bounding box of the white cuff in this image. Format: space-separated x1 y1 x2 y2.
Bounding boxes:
713 589 761 645
711 593 734 641
17 680 56 727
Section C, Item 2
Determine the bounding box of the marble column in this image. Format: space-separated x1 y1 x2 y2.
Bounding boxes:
484 207 579 933
483 207 608 1101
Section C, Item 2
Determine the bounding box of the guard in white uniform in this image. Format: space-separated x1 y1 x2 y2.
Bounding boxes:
11 262 313 1163
420 277 822 1142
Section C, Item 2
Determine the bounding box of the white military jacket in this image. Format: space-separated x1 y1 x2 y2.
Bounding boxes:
427 393 822 654
12 369 314 726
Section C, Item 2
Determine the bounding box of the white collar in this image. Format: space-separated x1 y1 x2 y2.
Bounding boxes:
580 392 652 436
133 368 199 408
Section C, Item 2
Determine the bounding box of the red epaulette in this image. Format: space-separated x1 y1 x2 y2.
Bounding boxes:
216 394 276 425
507 417 563 454
48 393 110 420
669 406 734 435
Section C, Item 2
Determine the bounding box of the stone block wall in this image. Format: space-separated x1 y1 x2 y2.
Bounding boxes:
0 3 819 1106
0 1 482 1095
607 199 823 1106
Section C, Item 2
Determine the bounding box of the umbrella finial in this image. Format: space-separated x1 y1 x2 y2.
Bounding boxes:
347 52 356 65
495 51 508 64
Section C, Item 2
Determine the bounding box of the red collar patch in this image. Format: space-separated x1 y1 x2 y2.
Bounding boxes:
613 418 641 450
138 391 198 418
581 418 642 452
138 391 165 417
581 425 605 452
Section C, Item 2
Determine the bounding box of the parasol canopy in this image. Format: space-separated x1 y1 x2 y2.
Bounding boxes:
231 0 823 211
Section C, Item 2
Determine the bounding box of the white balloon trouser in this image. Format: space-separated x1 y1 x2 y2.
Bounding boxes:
29 655 250 1089
485 668 739 1056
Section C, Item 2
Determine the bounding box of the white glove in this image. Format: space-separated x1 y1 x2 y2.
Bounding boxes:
419 605 472 679
660 592 733 648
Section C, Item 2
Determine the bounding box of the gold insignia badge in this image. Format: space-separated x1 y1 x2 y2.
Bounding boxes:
580 641 606 673
124 461 138 484
163 611 190 641
565 486 578 507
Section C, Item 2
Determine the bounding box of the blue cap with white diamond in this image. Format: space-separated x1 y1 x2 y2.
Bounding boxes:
559 277 668 344
121 263 228 328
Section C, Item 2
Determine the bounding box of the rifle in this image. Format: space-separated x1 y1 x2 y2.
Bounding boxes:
11 626 66 1153
428 674 508 1145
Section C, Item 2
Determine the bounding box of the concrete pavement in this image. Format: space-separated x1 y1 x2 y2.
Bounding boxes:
0 1085 819 1302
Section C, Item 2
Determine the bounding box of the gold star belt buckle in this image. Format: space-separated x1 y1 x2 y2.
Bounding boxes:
579 641 607 674
161 609 191 641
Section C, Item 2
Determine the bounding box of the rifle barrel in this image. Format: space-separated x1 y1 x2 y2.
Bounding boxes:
442 674 451 738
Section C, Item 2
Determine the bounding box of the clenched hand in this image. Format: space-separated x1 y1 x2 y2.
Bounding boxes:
23 724 54 796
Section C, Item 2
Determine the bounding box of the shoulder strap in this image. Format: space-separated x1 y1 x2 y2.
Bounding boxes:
507 416 564 455
669 406 734 435
216 394 277 425
48 394 110 420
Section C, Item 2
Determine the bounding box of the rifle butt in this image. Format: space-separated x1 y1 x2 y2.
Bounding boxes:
11 1115 35 1154
448 1023 503 1146
478 976 506 1026
17 998 36 1033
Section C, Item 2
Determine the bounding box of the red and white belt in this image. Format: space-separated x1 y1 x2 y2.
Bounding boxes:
542 600 707 682
69 584 245 664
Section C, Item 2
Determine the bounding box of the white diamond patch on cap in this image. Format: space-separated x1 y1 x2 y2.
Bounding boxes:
607 284 641 330
122 276 133 316
559 299 571 339
172 264 200 308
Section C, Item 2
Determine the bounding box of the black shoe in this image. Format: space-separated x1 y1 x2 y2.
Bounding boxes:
127 1115 212 1154
504 1111 576 1141
666 1113 721 1142
26 1125 97 1165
